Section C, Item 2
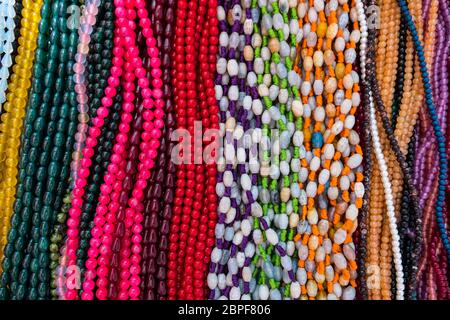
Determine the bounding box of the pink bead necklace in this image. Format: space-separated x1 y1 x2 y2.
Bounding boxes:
65 0 164 300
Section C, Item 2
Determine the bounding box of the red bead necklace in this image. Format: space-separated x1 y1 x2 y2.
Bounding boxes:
168 0 218 300
167 0 188 299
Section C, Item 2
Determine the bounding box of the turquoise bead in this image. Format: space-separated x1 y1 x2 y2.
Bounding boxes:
311 132 323 149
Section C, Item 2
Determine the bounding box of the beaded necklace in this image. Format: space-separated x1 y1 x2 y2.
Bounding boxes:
209 0 264 300
179 0 218 299
198 0 219 298
167 0 189 299
293 0 363 300
70 0 102 188
51 0 110 297
358 0 401 300
140 0 177 300
0 0 44 267
0 0 79 299
390 15 407 129
0 0 16 106
249 0 300 300
374 0 400 300
168 0 218 300
213 0 247 299
415 0 450 299
65 0 164 300
75 0 115 282
172 0 202 299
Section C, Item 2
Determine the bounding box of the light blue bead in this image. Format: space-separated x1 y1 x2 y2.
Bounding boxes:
311 132 324 149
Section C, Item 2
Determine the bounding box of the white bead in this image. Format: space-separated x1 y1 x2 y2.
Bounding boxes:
315 246 326 263
348 130 360 145
347 153 363 169
343 244 356 261
236 252 245 268
335 37 345 51
331 120 344 135
223 170 233 187
241 219 251 236
261 110 271 124
254 58 264 74
211 247 222 263
333 283 342 298
266 228 279 245
310 156 321 171
240 174 251 191
216 57 227 74
306 280 318 297
287 241 295 256
318 219 329 235
323 144 335 159
245 242 255 257
290 282 301 298
313 106 325 122
293 130 304 146
330 161 343 176
333 253 347 270
252 99 263 115
207 273 218 289
259 284 270 300
242 267 252 282
307 208 318 225
345 204 358 220
227 59 239 77
277 214 289 229
327 186 339 200
218 274 226 289
340 176 350 190
225 207 237 224
253 229 263 244
219 197 231 213
345 114 355 129
251 202 263 217
281 255 293 271
306 181 317 197
342 286 356 300
280 160 290 176
341 99 352 114
334 228 347 245
354 182 365 198
230 286 241 300
313 79 324 95
237 147 246 164
296 268 307 285
318 169 330 185
244 19 253 34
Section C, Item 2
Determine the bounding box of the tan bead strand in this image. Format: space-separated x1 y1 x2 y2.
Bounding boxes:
367 156 383 300
373 0 401 300
394 34 414 154
402 0 423 143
